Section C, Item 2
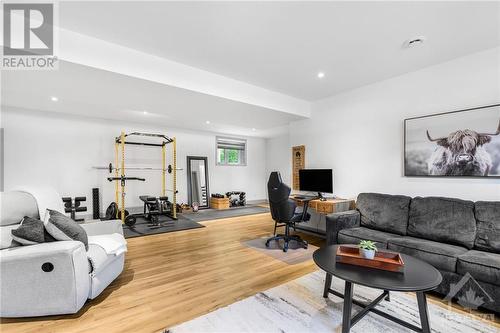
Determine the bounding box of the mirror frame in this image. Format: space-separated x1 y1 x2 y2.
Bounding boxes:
186 156 210 209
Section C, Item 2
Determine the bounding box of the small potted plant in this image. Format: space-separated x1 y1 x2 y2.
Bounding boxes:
358 240 377 259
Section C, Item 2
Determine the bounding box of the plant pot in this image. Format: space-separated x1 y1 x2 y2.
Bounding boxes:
359 248 375 260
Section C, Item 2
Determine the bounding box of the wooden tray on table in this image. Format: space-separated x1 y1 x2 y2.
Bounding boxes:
335 245 404 273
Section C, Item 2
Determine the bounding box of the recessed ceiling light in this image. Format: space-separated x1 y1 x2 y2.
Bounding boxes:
205 120 210 124
50 96 58 102
143 111 148 115
251 128 256 131
405 36 426 48
317 72 325 79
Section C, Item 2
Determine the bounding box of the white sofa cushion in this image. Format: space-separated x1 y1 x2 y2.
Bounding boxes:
44 210 89 250
0 225 21 249
87 244 120 275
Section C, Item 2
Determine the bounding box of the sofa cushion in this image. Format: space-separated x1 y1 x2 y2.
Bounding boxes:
87 244 120 275
388 236 468 272
338 227 401 249
356 193 411 235
457 250 500 286
10 216 56 245
0 191 39 226
44 210 89 250
408 197 476 249
0 225 21 249
474 201 500 253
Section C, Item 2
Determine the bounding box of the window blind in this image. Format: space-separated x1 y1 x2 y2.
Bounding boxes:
216 137 246 151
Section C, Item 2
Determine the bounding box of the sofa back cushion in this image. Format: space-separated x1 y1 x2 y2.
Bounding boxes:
474 201 500 253
0 191 39 226
357 193 411 235
408 197 476 249
0 191 40 249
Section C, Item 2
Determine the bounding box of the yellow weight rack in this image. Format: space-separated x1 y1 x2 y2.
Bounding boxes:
109 131 178 223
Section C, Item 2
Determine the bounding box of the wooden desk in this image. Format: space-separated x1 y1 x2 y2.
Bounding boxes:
291 197 355 214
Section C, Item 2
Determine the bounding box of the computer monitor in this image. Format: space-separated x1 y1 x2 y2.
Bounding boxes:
299 169 333 197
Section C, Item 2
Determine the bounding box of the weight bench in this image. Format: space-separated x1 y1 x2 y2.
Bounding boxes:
139 195 172 227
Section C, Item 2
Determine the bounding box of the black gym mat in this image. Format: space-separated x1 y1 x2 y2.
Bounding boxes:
122 215 204 239
181 205 270 223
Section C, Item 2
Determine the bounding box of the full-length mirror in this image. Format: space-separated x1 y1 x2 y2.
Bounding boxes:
186 156 210 209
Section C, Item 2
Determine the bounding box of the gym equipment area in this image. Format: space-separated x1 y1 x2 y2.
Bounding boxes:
95 131 181 231
92 132 268 238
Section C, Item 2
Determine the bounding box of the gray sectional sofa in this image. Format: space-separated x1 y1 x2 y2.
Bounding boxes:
325 193 500 313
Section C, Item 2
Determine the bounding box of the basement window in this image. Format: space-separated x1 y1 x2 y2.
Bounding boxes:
216 136 247 166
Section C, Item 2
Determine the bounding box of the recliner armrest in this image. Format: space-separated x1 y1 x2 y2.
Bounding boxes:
0 241 90 317
325 210 361 246
80 219 123 236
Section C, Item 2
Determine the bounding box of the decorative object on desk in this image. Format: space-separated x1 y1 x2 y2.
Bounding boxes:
358 240 377 259
292 145 305 190
336 245 404 272
192 202 199 212
404 104 500 177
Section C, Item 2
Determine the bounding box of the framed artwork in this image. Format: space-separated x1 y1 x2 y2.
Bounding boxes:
404 104 500 177
292 145 305 190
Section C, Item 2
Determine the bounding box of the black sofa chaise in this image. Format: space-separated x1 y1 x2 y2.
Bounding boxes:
326 193 500 313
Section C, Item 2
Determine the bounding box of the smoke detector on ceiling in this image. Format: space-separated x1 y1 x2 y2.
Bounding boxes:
404 36 426 48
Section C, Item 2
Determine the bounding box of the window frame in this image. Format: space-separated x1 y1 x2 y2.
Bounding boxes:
215 136 247 166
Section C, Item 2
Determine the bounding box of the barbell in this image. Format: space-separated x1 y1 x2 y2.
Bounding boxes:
93 163 183 174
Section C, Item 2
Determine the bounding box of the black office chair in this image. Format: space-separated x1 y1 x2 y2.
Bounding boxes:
266 172 309 252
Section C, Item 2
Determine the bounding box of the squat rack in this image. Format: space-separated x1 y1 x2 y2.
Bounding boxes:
109 131 177 223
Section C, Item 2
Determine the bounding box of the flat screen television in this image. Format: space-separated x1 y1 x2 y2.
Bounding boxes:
299 169 333 195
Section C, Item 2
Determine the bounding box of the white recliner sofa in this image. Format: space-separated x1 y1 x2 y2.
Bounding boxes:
0 191 126 317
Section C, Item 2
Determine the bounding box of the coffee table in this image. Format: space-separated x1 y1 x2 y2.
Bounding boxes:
313 245 442 333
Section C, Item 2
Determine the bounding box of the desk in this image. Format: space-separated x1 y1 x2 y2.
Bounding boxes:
291 197 355 214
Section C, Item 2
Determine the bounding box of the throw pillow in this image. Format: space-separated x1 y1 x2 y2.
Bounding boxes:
44 209 89 250
11 216 56 245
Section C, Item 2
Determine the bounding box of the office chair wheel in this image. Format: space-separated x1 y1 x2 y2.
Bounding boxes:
283 242 289 252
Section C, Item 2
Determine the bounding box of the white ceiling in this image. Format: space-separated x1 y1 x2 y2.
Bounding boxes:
1 61 303 138
59 1 500 100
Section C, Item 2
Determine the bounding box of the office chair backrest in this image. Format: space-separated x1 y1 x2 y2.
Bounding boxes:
267 172 294 223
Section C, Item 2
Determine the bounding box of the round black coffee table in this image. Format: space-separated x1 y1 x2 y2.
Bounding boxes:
313 245 442 333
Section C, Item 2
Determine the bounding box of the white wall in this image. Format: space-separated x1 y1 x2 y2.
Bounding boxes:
271 47 500 201
1 108 267 213
265 134 292 186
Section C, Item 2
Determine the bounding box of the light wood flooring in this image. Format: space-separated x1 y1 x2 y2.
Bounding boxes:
1 212 498 333
1 213 322 333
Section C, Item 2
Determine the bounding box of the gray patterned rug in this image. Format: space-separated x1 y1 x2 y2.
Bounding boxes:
167 270 497 332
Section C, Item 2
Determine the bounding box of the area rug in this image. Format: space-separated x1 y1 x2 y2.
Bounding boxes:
123 215 204 238
167 270 497 333
242 237 318 265
181 205 270 223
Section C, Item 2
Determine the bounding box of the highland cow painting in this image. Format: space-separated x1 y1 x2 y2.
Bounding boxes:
405 105 500 177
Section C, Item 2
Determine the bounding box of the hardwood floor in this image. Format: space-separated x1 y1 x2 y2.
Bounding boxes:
1 213 323 333
2 212 498 332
